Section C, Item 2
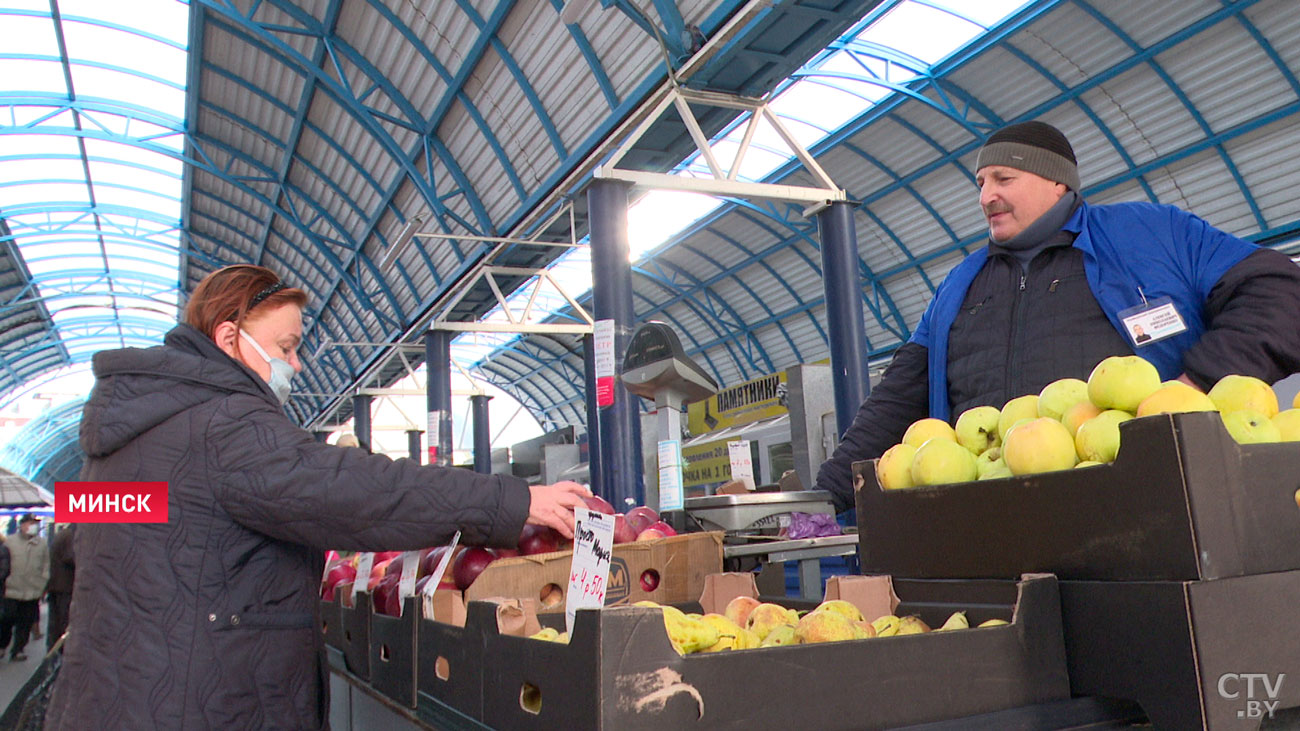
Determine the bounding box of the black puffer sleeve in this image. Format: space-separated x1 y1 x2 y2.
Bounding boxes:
1182 248 1300 389
206 393 531 551
814 342 931 513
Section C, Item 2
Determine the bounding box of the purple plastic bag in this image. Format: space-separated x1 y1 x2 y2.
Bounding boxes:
785 512 841 539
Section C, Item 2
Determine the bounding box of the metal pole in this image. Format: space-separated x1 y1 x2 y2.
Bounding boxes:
352 394 373 454
471 394 492 474
817 201 870 437
312 430 330 443
406 429 423 462
587 179 644 508
582 333 602 494
425 329 454 467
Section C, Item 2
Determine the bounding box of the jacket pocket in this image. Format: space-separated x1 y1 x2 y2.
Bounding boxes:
215 611 314 630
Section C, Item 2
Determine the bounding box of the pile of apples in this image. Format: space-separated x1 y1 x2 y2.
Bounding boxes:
878 355 1300 489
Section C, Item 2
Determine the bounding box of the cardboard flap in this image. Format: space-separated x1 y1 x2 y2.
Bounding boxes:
491 597 543 637
825 575 900 620
422 589 467 627
698 572 759 615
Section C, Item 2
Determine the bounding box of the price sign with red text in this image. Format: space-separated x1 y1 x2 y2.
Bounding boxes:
594 319 615 407
351 552 374 603
565 507 615 634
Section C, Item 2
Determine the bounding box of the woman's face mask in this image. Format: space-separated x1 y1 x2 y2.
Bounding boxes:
239 330 295 404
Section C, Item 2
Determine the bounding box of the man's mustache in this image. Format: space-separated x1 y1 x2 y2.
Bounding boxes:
984 204 1011 217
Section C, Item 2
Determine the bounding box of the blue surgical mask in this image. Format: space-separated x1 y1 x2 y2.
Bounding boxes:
240 330 295 404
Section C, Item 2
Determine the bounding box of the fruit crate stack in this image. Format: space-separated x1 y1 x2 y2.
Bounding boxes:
853 410 1300 729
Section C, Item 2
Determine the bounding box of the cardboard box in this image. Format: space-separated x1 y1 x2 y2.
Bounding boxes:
338 590 372 681
853 412 1300 581
479 573 1069 730
464 531 724 611
1060 570 1300 730
320 595 343 651
369 596 420 708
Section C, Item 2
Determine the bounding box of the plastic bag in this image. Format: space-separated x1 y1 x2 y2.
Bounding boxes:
784 512 841 539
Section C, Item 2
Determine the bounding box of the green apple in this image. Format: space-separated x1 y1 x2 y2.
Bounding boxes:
1061 400 1104 436
1038 378 1089 421
1208 374 1279 418
1222 409 1282 444
1136 382 1217 417
998 395 1040 441
1075 409 1134 463
975 447 1012 480
1003 417 1077 475
910 438 978 486
902 418 958 449
1273 409 1300 442
875 443 918 490
955 406 1001 454
1087 355 1161 412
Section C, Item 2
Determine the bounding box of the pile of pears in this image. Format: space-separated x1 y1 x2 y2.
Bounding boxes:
878 355 1300 490
615 597 1005 654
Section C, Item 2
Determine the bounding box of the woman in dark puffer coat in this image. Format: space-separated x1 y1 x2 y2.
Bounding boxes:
45 265 589 730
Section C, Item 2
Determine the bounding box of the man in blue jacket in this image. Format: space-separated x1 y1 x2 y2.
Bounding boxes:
816 121 1300 513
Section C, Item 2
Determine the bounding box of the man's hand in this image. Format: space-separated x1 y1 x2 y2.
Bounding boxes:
1176 373 1203 391
527 481 593 539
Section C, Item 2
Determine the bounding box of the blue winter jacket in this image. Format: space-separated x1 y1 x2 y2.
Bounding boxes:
910 201 1258 421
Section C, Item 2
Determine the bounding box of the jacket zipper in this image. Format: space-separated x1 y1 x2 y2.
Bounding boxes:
1006 269 1029 398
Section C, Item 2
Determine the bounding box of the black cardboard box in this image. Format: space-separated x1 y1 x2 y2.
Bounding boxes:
1060 570 1300 730
369 596 420 708
339 591 372 681
320 595 343 651
480 574 1069 730
853 412 1300 581
416 598 495 722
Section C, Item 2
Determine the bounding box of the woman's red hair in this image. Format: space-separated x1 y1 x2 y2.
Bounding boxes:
183 264 308 339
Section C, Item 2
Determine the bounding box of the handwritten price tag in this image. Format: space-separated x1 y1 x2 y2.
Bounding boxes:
728 440 755 490
565 507 615 634
421 531 461 621
351 552 374 603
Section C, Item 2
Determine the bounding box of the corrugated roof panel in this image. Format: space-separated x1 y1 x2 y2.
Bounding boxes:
949 44 1060 124
437 98 517 229
463 44 561 199
1101 0 1218 49
1150 149 1254 234
574 9 664 102
1005 3 1128 87
1227 117 1300 232
1156 23 1293 135
1079 67 1199 169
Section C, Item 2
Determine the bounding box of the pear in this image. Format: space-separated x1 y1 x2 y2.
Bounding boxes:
978 619 1010 628
724 596 762 628
759 624 800 647
896 615 931 635
795 611 857 644
852 620 877 639
870 615 901 637
698 613 743 652
746 603 795 641
529 627 560 642
555 631 570 644
733 628 761 650
936 611 969 631
813 599 864 623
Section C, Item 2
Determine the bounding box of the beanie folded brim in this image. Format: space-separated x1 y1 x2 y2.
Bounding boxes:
975 140 1080 191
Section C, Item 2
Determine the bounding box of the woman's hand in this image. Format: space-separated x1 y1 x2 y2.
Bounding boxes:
527 481 593 539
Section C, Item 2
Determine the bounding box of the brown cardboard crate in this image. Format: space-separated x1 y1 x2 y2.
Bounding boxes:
854 412 1300 581
464 531 724 611
1061 570 1300 730
338 589 372 681
480 573 1069 730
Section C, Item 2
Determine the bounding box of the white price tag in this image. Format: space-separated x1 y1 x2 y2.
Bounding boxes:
421 531 461 621
565 507 615 634
657 440 684 511
351 552 374 603
397 550 421 616
728 440 755 490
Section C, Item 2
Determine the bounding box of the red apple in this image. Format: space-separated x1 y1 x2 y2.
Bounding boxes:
414 575 435 595
518 524 560 556
612 514 637 544
324 550 341 565
373 574 402 617
452 547 499 590
635 528 666 542
495 547 520 559
583 495 616 515
368 559 394 591
625 506 659 535
321 563 357 600
647 520 677 537
373 550 402 564
640 569 660 592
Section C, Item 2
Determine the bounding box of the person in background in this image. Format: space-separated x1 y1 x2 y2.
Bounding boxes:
46 523 75 650
46 264 592 730
0 514 49 661
816 120 1300 512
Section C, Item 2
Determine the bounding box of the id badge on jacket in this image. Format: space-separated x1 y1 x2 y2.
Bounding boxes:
1118 295 1187 347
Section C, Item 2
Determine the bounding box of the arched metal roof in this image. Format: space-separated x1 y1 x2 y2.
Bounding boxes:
5 0 1300 483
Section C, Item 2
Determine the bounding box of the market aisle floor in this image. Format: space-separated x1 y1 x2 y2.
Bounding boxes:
0 603 52 713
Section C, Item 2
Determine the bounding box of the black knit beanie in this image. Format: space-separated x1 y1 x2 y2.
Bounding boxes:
975 121 1080 191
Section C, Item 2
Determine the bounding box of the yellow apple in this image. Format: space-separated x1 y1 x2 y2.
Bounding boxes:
1087 355 1161 412
1061 400 1104 436
1003 417 1078 475
910 438 978 486
1208 375 1279 418
1222 409 1282 444
1075 460 1104 468
1075 409 1134 463
954 406 1002 454
902 418 957 449
998 395 1040 441
875 443 917 490
975 447 1012 480
1273 409 1300 442
1294 391 1300 410
1136 382 1217 417
1038 378 1089 421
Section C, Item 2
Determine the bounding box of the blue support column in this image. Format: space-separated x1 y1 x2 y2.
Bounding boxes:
352 394 373 454
406 429 423 463
582 333 602 494
313 430 330 443
425 329 454 467
471 394 492 474
588 179 644 509
817 201 871 438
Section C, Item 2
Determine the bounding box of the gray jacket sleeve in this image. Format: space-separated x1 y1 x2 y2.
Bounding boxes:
205 393 531 551
814 342 931 513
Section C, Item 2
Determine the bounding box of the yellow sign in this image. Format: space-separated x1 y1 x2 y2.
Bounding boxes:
681 439 733 487
687 371 788 435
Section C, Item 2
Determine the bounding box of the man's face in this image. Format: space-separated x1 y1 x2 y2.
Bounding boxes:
977 165 1068 242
